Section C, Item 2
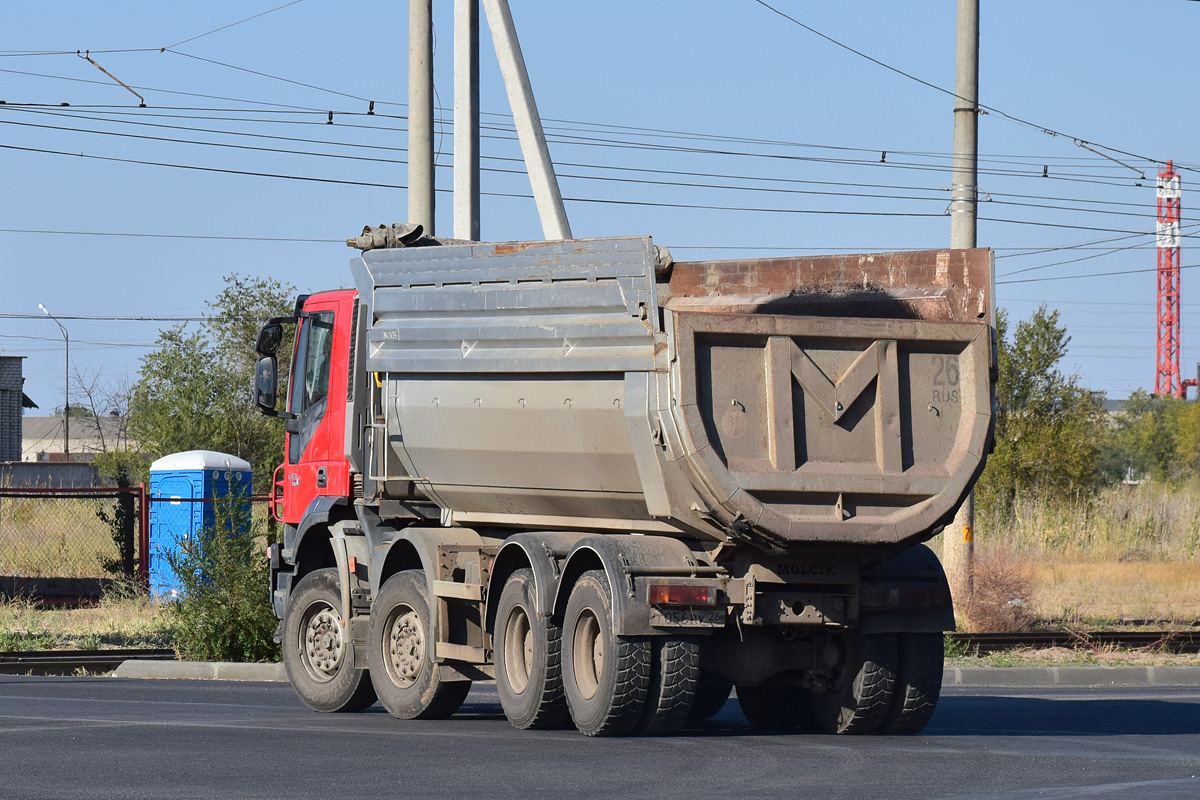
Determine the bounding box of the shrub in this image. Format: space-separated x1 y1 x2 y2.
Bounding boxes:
964 549 1035 633
166 496 279 663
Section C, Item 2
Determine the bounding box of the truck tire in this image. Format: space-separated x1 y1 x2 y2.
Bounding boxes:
561 570 650 736
687 674 733 725
494 568 570 730
736 684 815 732
367 570 470 720
809 632 898 735
282 568 377 713
635 636 699 735
879 632 943 735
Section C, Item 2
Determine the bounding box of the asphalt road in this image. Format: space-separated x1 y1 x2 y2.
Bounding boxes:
1 677 1199 800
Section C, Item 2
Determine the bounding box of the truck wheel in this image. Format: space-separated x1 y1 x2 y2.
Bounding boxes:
368 570 470 720
635 636 699 735
687 674 733 725
736 684 815 732
282 568 377 713
561 570 650 736
809 632 898 735
880 632 943 735
494 568 569 730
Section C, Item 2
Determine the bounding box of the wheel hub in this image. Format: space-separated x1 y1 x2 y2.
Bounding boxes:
302 607 344 681
504 607 533 695
385 608 425 688
572 610 603 701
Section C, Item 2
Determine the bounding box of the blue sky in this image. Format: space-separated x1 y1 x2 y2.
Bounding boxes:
3 1 1198 414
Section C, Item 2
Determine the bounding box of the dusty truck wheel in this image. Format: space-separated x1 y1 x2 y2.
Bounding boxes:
810 632 898 735
635 637 699 734
494 568 569 730
879 632 944 735
282 568 377 713
736 684 815 732
561 570 650 736
368 570 470 720
688 674 733 725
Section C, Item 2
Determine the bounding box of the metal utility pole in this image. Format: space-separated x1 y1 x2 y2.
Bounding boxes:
454 0 481 241
1156 161 1183 397
945 0 979 610
481 0 571 240
38 303 69 457
409 0 435 235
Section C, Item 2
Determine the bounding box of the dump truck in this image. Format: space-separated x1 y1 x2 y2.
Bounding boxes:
252 230 994 736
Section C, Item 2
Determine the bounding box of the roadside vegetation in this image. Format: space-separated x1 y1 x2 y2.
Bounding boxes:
0 582 175 652
947 306 1200 633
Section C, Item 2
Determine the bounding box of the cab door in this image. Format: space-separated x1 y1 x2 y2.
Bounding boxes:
281 293 353 524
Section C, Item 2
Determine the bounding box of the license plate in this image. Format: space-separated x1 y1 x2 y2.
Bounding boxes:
649 606 727 628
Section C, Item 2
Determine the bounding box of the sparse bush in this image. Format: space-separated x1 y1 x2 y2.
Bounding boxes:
166 494 279 663
964 549 1035 633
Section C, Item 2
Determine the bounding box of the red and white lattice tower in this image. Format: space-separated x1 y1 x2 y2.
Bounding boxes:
1155 161 1183 397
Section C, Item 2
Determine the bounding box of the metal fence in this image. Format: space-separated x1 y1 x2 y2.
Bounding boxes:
0 487 148 582
0 487 273 602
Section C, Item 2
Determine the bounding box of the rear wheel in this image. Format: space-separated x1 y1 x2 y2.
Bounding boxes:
368 570 470 720
494 568 569 730
561 570 650 736
282 568 376 713
809 632 898 735
737 684 815 732
635 636 699 735
880 632 943 735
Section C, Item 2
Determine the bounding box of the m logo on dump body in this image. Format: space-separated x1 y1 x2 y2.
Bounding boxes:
764 337 901 474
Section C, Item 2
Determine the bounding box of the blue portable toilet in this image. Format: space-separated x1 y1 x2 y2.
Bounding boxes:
148 450 252 598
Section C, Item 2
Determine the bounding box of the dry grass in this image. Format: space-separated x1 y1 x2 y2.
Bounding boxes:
962 549 1036 633
0 589 176 652
1031 560 1200 624
980 482 1200 563
0 496 121 578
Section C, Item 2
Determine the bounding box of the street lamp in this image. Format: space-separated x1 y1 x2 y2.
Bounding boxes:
38 303 69 457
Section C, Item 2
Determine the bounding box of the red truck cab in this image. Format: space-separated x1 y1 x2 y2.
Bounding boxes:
256 290 356 526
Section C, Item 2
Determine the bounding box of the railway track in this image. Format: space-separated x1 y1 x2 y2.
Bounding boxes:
0 648 176 675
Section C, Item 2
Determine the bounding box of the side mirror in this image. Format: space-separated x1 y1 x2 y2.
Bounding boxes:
253 355 278 412
256 323 284 356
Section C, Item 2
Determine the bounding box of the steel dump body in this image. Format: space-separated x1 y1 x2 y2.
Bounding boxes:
350 236 993 554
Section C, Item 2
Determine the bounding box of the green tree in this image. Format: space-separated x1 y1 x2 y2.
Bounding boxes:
1114 390 1188 481
127 274 295 494
976 306 1110 515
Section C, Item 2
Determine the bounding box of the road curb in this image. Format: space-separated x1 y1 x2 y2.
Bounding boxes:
944 665 1200 688
112 660 287 682
108 659 1200 687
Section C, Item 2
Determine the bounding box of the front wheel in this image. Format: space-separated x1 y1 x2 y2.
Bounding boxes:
282 568 376 713
367 570 470 720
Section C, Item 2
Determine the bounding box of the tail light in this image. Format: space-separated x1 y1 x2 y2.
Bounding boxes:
649 584 714 606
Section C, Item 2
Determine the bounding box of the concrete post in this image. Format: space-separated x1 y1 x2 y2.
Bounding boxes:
454 0 481 241
408 0 435 235
945 0 979 613
481 0 571 240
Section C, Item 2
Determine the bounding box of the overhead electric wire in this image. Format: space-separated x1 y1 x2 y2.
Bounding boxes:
750 0 1176 172
0 104 1161 197
0 228 338 243
997 262 1200 285
164 0 305 50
